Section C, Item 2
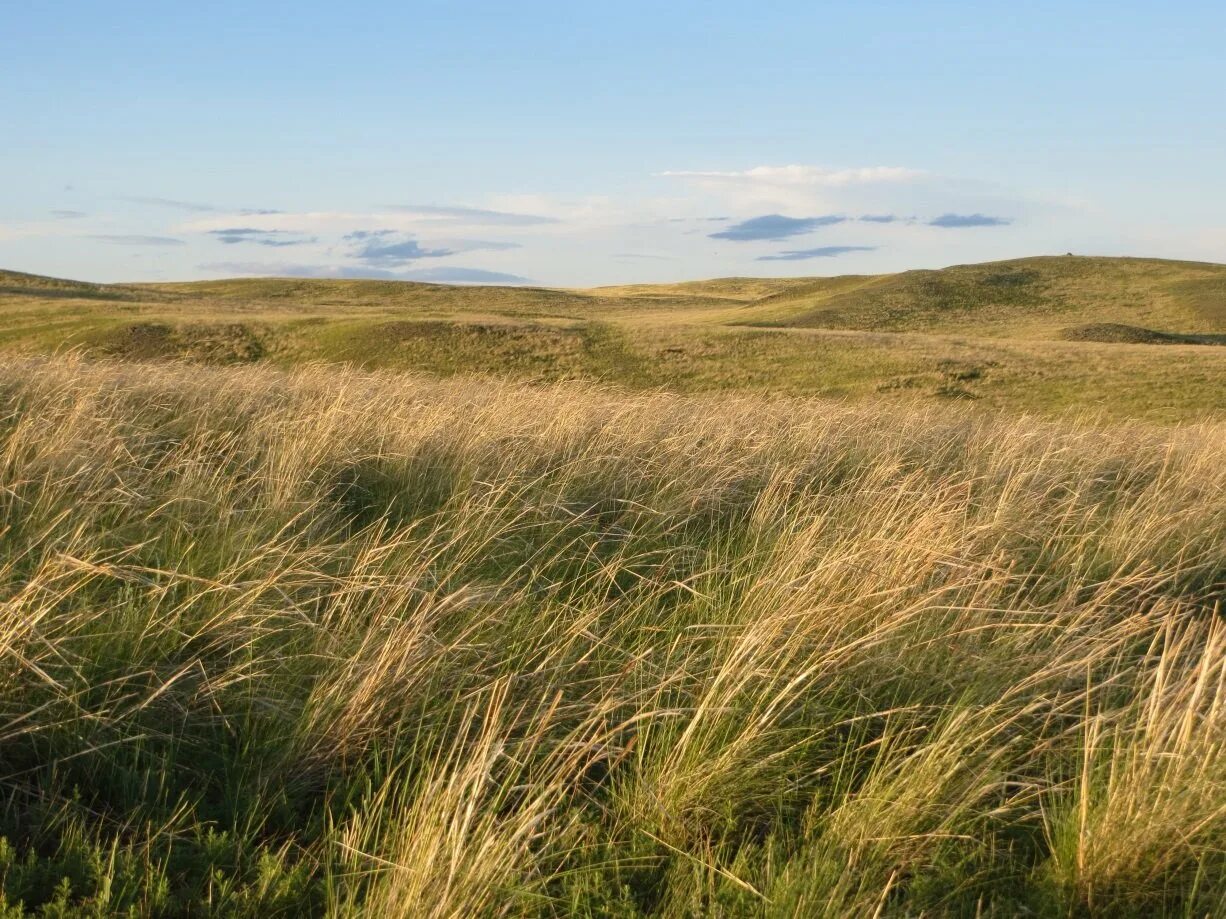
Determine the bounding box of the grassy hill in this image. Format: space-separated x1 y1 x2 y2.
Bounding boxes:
744 255 1226 337
1 255 1224 421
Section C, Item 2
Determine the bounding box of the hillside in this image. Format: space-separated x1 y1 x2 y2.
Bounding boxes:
0 268 146 302
1 256 1224 421
739 256 1226 337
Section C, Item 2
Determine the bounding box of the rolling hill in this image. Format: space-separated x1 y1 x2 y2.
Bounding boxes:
1 255 1223 421
740 255 1226 337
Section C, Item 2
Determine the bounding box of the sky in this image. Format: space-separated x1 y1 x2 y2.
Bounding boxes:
3 0 1224 286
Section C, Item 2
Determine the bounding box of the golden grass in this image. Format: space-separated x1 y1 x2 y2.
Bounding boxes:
0 353 1221 915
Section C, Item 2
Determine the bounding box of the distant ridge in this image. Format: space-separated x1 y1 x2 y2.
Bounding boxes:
4 254 1225 346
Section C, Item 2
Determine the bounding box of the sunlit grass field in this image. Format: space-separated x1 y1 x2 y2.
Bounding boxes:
2 255 1225 422
0 351 1222 916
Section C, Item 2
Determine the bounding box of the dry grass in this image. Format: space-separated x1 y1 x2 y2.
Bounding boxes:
0 353 1222 916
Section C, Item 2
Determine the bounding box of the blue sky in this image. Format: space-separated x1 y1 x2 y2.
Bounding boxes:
3 0 1223 285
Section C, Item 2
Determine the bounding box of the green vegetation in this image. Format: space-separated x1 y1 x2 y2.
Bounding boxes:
0 354 1222 916
0 257 1222 914
2 255 1224 422
751 255 1226 334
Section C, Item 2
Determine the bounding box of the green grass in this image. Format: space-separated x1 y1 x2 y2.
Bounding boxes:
2 255 1224 422
0 353 1222 916
751 255 1226 335
0 258 1222 913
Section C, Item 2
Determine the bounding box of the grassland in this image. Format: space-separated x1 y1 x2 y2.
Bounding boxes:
0 352 1221 916
0 256 1223 915
1 254 1224 421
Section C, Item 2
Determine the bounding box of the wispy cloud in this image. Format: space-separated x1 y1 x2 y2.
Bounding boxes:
208 228 317 247
659 164 931 221
384 204 558 226
659 165 923 186
928 213 1011 228
859 214 902 223
50 209 87 219
710 214 846 242
181 206 558 237
199 261 530 284
757 245 876 261
442 240 521 253
121 196 220 213
123 196 281 216
87 234 186 246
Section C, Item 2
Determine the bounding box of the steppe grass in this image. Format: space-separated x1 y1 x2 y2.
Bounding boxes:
0 354 1222 916
3 257 1226 423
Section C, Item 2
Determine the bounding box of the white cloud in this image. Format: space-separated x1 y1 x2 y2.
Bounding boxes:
4 164 1080 286
657 165 924 186
485 194 631 226
382 204 556 226
182 211 391 234
656 164 928 214
180 207 572 236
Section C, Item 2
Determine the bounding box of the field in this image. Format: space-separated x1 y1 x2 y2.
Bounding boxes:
2 255 1225 422
0 257 1223 916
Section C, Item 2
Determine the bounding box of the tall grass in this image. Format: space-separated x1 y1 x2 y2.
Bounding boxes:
0 353 1221 916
